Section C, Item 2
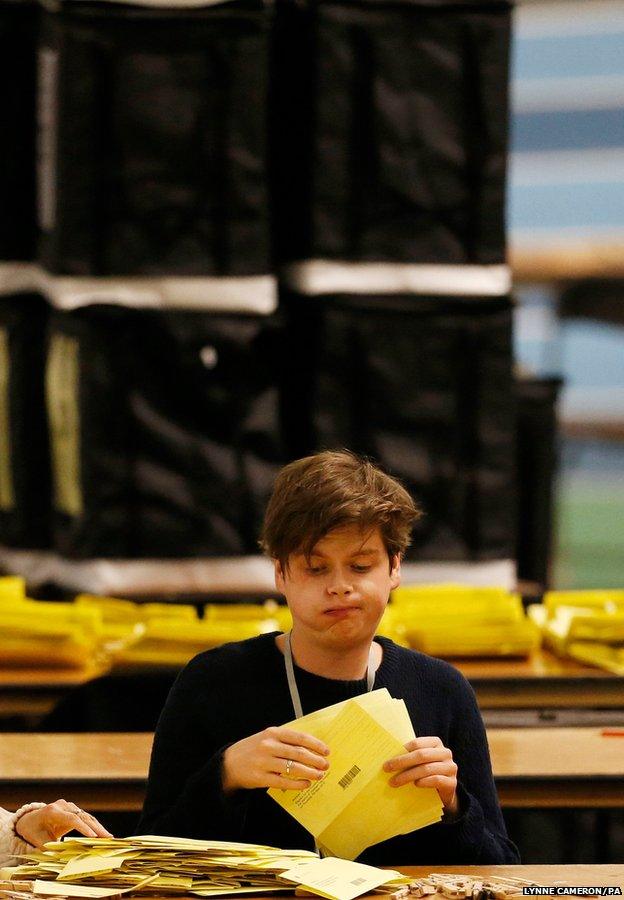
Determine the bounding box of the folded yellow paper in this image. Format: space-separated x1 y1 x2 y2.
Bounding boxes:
268 690 443 859
279 857 403 900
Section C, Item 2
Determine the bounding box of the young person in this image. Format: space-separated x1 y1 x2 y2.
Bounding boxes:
138 451 519 864
0 800 111 865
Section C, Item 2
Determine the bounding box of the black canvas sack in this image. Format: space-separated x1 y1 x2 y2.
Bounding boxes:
130 310 283 557
282 293 516 562
38 0 271 279
0 293 51 549
272 0 511 267
0 0 38 264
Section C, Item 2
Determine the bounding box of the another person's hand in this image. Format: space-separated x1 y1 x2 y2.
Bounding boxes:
383 736 459 815
222 726 330 793
15 800 113 848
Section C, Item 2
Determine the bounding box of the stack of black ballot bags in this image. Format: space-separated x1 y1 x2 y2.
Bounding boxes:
274 0 518 585
0 0 539 596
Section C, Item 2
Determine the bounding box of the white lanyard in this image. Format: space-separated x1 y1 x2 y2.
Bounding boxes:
284 631 376 719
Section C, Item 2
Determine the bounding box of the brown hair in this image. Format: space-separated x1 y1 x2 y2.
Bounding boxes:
260 450 421 571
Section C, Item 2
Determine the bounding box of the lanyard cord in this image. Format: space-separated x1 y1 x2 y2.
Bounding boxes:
284 631 376 719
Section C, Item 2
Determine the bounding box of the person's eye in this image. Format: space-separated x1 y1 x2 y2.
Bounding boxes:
307 565 326 575
351 564 371 573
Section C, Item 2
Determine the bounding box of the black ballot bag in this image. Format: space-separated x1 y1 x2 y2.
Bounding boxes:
46 306 283 561
0 294 51 549
0 0 38 266
37 0 272 286
282 293 516 563
515 377 563 590
46 306 137 559
130 310 283 558
271 0 511 269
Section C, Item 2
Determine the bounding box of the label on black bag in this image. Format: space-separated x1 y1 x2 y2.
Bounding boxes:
46 332 82 516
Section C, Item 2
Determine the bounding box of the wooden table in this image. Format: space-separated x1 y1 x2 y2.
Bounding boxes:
1 728 623 812
1 867 623 896
0 650 624 725
452 650 624 710
2 649 623 725
401 865 624 889
0 666 106 721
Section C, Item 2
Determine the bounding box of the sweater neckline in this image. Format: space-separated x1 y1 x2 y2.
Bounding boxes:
269 632 401 688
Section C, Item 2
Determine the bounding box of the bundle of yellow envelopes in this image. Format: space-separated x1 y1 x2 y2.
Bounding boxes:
389 584 539 657
0 579 102 669
0 837 412 900
0 579 292 672
107 601 290 669
528 590 624 675
268 688 443 859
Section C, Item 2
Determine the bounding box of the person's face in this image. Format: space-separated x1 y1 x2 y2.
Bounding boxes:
274 524 401 652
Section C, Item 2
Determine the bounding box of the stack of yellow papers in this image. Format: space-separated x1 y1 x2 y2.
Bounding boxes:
0 576 27 603
83 597 288 670
0 584 293 674
268 688 443 860
0 597 102 669
529 590 624 674
0 836 318 897
390 584 539 657
110 617 282 669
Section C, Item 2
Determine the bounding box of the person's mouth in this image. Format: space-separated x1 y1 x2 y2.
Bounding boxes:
324 606 360 618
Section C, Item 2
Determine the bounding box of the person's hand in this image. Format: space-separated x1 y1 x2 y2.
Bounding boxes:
383 736 459 814
15 800 113 847
222 726 330 794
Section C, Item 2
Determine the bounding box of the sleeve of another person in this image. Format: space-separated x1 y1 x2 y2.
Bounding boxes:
0 805 37 866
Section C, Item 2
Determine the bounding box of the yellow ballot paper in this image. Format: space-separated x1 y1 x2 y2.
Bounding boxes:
268 691 443 859
279 857 401 900
34 876 158 898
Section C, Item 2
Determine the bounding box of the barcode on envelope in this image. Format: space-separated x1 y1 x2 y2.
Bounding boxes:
339 764 361 789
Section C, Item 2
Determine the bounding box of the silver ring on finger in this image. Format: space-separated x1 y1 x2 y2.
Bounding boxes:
285 759 294 777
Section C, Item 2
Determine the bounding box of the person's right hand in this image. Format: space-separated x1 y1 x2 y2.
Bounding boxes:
222 726 330 793
15 800 112 848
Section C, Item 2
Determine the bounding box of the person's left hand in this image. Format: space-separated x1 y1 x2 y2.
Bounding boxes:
15 800 113 848
383 736 459 815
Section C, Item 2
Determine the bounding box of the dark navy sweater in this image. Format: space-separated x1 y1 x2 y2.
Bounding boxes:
137 632 519 865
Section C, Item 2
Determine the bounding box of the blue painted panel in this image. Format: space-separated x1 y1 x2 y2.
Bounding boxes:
509 181 624 230
513 33 624 81
511 109 624 152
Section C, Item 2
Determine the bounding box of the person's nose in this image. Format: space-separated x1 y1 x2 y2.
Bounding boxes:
326 569 354 597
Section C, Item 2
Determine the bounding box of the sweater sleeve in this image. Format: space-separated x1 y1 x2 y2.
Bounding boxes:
136 655 249 841
0 807 33 867
436 668 520 864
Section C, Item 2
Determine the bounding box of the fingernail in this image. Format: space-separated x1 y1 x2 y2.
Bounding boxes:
383 761 392 772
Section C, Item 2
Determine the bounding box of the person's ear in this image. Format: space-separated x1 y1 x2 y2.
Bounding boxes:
274 559 286 594
389 554 401 591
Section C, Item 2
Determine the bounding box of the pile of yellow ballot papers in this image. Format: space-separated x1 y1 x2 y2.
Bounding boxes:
107 601 289 670
0 579 102 669
389 584 539 657
0 835 317 896
528 590 624 675
0 581 292 673
268 688 443 859
0 836 411 900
